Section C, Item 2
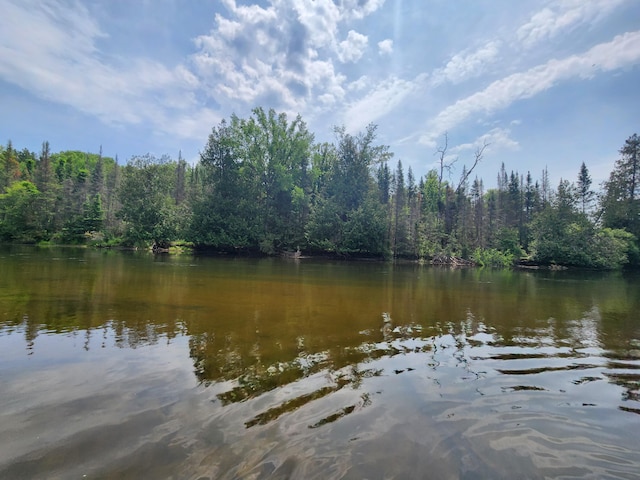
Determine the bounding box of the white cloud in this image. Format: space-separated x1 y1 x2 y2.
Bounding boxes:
341 0 386 20
292 0 341 48
215 15 242 39
344 74 427 133
191 0 385 116
223 0 277 24
432 41 501 86
0 0 390 145
170 108 222 141
420 30 640 147
517 0 626 48
378 39 393 55
450 128 520 155
0 0 209 140
348 75 370 91
338 30 368 63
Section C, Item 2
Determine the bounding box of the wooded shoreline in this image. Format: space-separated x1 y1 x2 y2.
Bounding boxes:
1 109 638 270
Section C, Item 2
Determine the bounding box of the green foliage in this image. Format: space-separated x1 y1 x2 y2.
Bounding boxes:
59 194 105 244
530 207 588 266
530 207 633 269
1 125 638 269
341 195 388 256
117 155 183 248
191 108 313 252
601 134 640 240
590 228 636 269
0 180 42 241
306 198 342 252
472 248 515 268
494 227 523 258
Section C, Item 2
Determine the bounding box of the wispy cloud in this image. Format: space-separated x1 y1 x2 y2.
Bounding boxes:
0 0 217 140
420 30 640 147
0 0 389 143
432 41 501 86
450 128 520 155
344 74 428 133
517 0 626 48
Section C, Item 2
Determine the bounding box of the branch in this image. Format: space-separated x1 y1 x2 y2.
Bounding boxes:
436 132 448 185
456 141 489 193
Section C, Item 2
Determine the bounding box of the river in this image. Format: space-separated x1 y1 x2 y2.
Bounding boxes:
1 246 639 479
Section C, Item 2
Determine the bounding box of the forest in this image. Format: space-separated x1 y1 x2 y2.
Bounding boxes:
1 107 639 269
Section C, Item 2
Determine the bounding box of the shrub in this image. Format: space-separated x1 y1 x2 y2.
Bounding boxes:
472 248 515 268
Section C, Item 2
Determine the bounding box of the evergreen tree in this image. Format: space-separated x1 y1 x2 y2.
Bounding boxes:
90 146 104 197
576 162 594 215
376 162 391 205
601 134 640 239
0 181 41 241
1 140 21 191
118 154 180 248
392 160 408 256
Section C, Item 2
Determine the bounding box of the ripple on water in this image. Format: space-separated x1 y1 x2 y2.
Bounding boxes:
2 314 640 479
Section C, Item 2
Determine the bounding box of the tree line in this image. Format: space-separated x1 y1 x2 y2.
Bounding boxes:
1 107 638 268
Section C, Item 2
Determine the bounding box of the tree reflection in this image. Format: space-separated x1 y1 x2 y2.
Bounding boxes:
2 248 640 428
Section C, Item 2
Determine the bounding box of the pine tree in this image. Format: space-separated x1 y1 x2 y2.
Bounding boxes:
576 162 594 215
601 134 640 239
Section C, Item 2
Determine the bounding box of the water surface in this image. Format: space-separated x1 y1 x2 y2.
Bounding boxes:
1 246 639 479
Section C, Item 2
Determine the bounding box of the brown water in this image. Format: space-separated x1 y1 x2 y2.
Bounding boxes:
1 246 639 479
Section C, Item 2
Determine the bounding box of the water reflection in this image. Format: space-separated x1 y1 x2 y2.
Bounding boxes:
1 246 640 478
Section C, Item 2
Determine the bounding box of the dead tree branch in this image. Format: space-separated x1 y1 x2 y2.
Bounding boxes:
456 141 489 193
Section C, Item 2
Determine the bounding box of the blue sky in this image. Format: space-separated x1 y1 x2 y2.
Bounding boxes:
1 0 639 189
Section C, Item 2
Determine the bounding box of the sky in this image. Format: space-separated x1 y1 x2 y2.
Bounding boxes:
1 0 639 189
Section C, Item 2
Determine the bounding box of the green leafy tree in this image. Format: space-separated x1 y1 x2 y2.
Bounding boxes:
308 124 391 256
117 154 181 248
90 146 105 197
392 160 409 256
601 134 640 240
342 195 388 256
529 177 630 268
1 140 21 191
247 107 314 252
59 193 105 243
191 117 260 250
192 108 313 253
0 181 41 241
417 169 447 259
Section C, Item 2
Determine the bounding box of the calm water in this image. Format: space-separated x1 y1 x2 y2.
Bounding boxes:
1 246 639 479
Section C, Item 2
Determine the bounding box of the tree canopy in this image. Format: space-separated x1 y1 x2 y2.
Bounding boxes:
0 113 638 269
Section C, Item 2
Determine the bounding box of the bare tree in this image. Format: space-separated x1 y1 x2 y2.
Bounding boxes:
435 133 457 186
456 141 488 194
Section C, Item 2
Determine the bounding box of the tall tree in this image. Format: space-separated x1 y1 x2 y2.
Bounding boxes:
307 124 391 255
174 151 187 205
249 107 314 252
90 145 104 197
392 160 408 256
376 162 391 205
601 134 640 239
191 117 257 249
118 154 180 248
471 176 485 248
576 162 594 215
1 140 21 190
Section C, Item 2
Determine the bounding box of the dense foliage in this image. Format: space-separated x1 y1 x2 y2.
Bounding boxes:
1 108 638 268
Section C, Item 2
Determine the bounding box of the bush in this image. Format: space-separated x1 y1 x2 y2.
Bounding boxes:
472 248 515 268
590 228 636 269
